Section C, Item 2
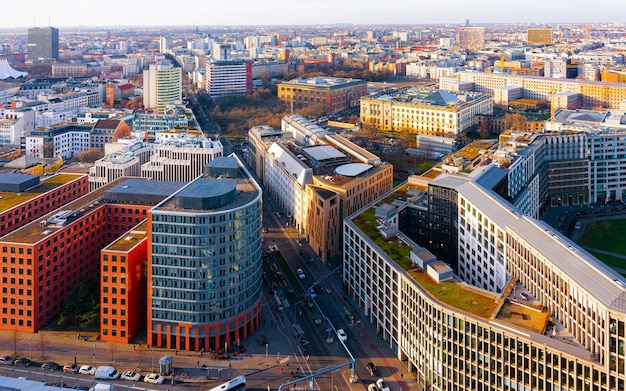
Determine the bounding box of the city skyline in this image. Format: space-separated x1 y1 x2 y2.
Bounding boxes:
2 0 625 29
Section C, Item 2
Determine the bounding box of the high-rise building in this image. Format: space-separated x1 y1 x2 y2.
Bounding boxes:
159 36 170 54
142 64 182 113
527 27 554 45
457 27 485 53
205 61 251 99
147 155 263 351
27 26 59 60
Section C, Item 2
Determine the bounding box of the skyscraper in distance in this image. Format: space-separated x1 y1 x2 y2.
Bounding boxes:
27 26 59 60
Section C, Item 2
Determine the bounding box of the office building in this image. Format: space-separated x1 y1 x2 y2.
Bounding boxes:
247 125 293 182
147 155 263 351
142 64 182 113
527 27 554 45
88 140 153 191
360 87 493 137
26 123 93 160
457 27 485 53
277 77 367 114
90 119 132 152
260 116 393 261
141 136 223 182
0 106 35 145
440 71 626 110
344 168 626 391
205 61 251 99
0 173 96 332
27 27 59 61
99 180 187 344
131 105 196 141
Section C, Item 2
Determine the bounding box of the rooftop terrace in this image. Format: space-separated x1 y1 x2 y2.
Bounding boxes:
351 203 500 319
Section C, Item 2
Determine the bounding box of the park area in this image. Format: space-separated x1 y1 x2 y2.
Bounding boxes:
579 219 626 273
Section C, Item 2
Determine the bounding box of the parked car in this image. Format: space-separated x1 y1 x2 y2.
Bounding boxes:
0 355 14 365
63 363 79 373
337 328 348 343
367 362 380 377
14 357 32 366
78 365 96 375
144 373 164 384
367 384 380 391
42 362 61 371
95 366 120 380
376 378 390 391
121 370 141 381
72 386 90 391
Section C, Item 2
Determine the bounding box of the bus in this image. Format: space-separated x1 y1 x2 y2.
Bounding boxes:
208 375 246 391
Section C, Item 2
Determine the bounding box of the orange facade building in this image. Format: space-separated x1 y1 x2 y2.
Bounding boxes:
100 221 149 343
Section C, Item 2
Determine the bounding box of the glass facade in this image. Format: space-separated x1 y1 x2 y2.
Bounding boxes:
151 204 262 324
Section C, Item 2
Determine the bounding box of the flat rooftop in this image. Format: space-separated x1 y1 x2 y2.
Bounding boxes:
104 221 148 252
1 177 145 244
496 300 550 334
351 204 500 320
0 173 85 212
156 176 260 214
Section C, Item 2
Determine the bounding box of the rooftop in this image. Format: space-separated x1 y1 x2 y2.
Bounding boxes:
496 299 550 334
0 173 85 212
351 204 500 320
104 221 148 252
280 76 365 88
1 177 141 244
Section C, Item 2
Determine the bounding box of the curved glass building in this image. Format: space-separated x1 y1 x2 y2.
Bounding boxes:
147 155 263 352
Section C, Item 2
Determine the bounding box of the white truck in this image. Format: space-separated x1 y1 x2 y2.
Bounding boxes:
89 384 112 391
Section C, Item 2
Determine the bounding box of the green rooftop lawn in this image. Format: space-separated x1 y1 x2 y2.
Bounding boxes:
352 206 498 319
409 269 498 319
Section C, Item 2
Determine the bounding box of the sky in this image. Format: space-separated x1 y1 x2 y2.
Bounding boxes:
1 0 625 28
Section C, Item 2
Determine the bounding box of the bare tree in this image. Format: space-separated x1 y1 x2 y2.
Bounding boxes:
107 343 118 366
134 344 146 369
12 328 20 356
38 333 47 361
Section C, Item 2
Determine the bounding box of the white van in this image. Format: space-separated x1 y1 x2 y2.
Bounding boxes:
94 365 120 380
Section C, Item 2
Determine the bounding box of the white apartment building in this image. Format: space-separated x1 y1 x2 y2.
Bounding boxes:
0 107 35 145
205 61 250 99
143 63 182 113
141 136 223 182
25 124 92 159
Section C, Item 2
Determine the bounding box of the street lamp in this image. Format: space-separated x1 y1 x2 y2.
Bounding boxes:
92 344 96 367
151 350 155 372
29 337 32 359
265 343 268 367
